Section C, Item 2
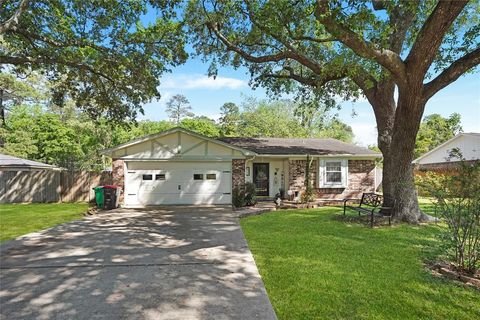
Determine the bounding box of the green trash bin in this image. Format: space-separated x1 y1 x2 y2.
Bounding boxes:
93 186 104 208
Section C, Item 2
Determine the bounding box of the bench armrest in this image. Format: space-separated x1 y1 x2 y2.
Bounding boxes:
343 198 360 204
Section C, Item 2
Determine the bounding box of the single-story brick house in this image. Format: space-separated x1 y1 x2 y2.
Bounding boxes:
102 127 381 206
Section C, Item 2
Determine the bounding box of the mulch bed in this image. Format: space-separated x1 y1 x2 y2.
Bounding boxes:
428 261 480 290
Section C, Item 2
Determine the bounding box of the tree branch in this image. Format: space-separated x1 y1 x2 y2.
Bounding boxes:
261 65 347 88
206 22 290 63
0 0 29 33
405 0 469 78
243 2 324 74
314 0 407 86
423 47 480 100
0 55 116 84
387 1 418 54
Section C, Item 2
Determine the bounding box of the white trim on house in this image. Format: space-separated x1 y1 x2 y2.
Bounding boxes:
318 158 348 188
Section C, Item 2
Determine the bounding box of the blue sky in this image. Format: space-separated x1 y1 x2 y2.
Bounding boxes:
140 57 480 146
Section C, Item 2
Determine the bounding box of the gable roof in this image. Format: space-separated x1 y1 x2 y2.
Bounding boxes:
101 127 381 158
0 154 58 170
218 137 380 156
101 127 255 156
413 132 480 163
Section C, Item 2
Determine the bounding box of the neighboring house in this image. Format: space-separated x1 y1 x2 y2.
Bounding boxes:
413 133 480 171
102 127 381 206
0 154 58 171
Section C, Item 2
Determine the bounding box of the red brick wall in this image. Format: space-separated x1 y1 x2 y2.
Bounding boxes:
288 159 375 200
288 159 317 191
112 159 125 202
232 159 246 190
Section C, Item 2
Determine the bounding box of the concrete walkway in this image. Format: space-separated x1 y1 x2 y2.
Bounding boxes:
0 207 276 320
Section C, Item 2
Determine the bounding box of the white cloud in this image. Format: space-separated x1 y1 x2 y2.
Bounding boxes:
162 74 247 90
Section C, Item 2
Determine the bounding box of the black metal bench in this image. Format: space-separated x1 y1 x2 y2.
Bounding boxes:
343 193 394 227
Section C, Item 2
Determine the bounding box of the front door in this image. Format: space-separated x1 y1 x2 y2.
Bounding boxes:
253 163 269 196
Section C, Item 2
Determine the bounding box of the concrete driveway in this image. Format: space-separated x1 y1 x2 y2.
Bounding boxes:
0 206 276 320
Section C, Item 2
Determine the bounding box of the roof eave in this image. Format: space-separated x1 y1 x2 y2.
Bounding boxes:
251 153 382 158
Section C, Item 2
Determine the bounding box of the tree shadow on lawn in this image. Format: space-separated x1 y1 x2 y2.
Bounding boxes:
243 208 480 319
0 207 275 320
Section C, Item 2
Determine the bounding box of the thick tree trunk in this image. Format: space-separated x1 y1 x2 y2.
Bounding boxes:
367 82 428 223
387 86 427 222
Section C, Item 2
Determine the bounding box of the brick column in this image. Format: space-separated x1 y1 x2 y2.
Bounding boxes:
112 159 125 203
232 159 246 190
288 159 317 191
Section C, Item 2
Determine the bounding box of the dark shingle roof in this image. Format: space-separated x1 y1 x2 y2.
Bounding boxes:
217 137 380 156
0 154 57 170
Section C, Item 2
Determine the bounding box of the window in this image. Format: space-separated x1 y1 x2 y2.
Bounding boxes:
206 173 216 180
193 174 204 180
319 159 348 188
326 161 342 183
142 174 153 181
155 174 165 180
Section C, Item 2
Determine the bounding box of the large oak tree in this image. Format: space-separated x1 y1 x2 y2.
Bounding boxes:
0 0 187 122
187 0 480 222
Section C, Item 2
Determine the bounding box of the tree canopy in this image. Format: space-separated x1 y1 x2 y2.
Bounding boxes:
0 0 187 122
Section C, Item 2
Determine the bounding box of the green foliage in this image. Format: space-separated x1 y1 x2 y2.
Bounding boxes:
414 113 463 159
219 102 240 136
417 152 480 274
244 182 257 206
238 99 307 138
232 186 246 208
316 118 354 143
112 120 174 145
180 116 220 137
165 94 194 124
232 183 257 207
225 98 354 141
1 0 187 122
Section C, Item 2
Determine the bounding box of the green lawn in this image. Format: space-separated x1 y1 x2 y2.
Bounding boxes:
240 207 479 320
0 203 88 242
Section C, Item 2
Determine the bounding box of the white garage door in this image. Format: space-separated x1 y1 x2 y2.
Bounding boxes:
124 161 232 206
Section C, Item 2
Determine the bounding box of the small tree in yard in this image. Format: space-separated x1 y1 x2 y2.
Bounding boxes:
418 151 480 274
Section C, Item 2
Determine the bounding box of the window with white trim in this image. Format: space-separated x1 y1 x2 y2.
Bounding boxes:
319 159 348 188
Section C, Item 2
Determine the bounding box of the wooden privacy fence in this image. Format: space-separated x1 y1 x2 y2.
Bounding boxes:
0 170 112 204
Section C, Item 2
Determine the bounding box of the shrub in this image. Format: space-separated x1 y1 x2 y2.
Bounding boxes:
301 185 315 203
244 182 257 206
418 151 480 274
232 186 246 208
